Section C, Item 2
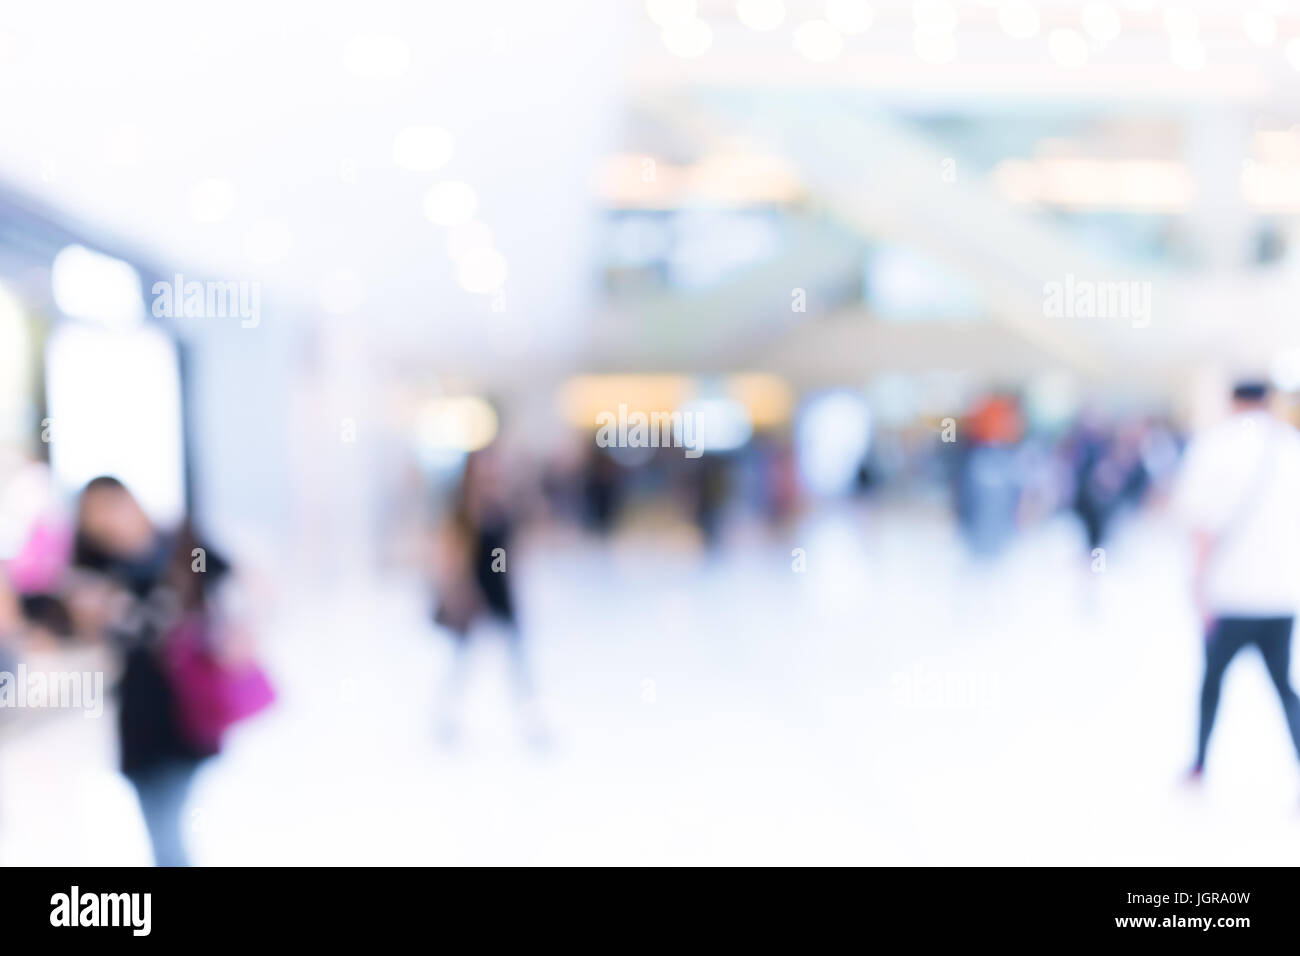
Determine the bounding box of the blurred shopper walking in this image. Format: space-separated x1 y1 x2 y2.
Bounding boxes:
953 394 1024 556
1063 414 1150 577
1065 414 1123 557
431 447 547 747
1174 383 1300 781
70 477 271 865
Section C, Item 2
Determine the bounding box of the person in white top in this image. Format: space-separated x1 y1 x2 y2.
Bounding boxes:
1174 381 1300 779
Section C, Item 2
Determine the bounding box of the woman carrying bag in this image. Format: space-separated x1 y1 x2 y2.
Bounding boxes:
70 476 273 866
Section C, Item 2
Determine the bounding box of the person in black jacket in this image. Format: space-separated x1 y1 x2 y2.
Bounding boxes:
71 476 230 866
431 448 546 746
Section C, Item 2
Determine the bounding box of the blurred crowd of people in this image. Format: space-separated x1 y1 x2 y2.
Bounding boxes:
947 393 1182 560
11 374 1300 867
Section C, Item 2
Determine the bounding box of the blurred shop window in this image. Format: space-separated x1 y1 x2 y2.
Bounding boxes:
863 246 984 322
45 323 186 527
51 244 144 332
0 283 39 559
668 210 781 289
0 283 34 451
604 209 783 292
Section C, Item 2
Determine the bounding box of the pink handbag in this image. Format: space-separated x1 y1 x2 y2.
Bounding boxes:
162 614 276 754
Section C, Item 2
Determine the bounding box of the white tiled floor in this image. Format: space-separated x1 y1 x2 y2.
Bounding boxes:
5 503 1300 864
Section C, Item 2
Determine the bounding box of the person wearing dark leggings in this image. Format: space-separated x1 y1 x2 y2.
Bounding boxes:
1176 381 1300 782
1196 616 1300 772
